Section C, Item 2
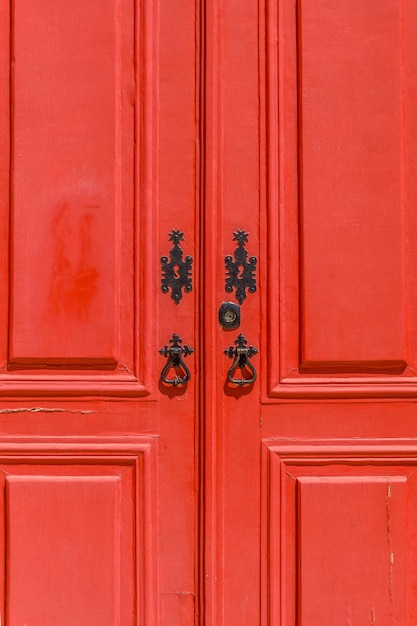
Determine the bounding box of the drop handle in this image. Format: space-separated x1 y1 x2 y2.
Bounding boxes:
159 333 194 386
224 334 258 386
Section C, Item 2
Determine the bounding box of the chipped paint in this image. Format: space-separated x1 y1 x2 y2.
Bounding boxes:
117 362 135 377
386 481 394 618
160 591 195 597
0 407 94 415
371 607 376 625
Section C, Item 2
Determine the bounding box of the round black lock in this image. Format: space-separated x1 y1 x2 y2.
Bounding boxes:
218 302 241 330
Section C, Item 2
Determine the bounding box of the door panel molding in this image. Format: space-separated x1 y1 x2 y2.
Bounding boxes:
0 436 158 625
0 0 158 396
264 0 417 399
262 439 417 624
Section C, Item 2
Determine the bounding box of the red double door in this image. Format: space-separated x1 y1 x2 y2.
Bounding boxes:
1 0 417 623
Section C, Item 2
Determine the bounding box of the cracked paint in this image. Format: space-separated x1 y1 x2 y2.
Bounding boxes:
0 407 94 414
160 592 195 597
386 482 394 619
117 362 135 377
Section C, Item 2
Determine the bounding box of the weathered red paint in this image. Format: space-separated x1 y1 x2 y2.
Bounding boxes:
0 0 416 624
0 0 198 624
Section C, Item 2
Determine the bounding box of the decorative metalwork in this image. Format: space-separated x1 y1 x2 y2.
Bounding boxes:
159 333 194 386
225 230 257 304
161 230 193 304
224 333 258 386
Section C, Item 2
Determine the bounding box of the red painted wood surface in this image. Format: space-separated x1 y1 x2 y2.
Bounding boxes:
262 442 417 624
11 0 127 364
6 466 135 623
1 0 417 624
298 476 406 623
299 0 405 369
203 0 417 624
0 0 198 624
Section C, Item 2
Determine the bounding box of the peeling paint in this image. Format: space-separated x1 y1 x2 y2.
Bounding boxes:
159 591 195 596
285 471 297 482
117 362 135 377
160 591 195 597
0 407 94 415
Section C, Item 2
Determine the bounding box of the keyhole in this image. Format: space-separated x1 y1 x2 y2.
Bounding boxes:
237 264 245 279
224 310 237 323
173 265 180 279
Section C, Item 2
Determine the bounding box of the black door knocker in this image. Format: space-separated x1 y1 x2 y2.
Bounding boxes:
224 334 258 386
159 333 194 386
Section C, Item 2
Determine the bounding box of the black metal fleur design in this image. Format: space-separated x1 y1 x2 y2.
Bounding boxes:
161 230 193 304
224 333 258 360
159 332 194 357
225 230 257 304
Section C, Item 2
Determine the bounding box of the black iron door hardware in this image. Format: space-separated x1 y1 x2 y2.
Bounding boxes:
161 230 193 304
225 230 257 304
218 301 241 330
159 333 194 386
224 334 258 386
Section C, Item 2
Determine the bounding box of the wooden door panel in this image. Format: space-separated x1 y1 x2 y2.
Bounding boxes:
11 0 134 363
0 438 156 625
298 0 404 369
0 0 157 396
265 0 417 397
263 442 417 624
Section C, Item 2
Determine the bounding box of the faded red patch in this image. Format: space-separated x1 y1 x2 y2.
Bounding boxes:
50 204 99 318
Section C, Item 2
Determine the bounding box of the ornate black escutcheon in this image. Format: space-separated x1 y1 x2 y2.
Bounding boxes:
161 230 193 304
224 333 258 386
225 230 257 305
159 333 194 386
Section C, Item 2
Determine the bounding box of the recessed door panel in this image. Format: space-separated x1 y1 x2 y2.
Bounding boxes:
265 0 417 396
262 443 417 625
0 0 156 395
0 439 156 625
11 0 133 364
299 0 405 369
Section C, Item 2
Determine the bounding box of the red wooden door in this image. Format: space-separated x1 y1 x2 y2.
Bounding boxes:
2 1 417 625
202 0 417 624
0 1 199 624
